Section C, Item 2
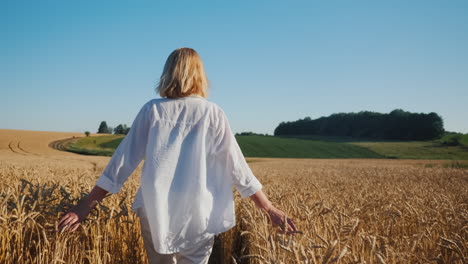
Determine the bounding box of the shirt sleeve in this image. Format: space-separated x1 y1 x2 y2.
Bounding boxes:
213 108 262 198
95 101 153 194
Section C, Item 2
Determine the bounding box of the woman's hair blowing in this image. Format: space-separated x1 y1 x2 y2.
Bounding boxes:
156 48 209 98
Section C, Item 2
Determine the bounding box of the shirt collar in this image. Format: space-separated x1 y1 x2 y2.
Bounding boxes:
164 94 206 100
187 94 205 99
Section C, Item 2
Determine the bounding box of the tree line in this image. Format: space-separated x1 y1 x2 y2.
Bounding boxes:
235 131 271 137
97 121 130 135
274 109 445 140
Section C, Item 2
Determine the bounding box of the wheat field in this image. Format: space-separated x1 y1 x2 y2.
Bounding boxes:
0 129 466 263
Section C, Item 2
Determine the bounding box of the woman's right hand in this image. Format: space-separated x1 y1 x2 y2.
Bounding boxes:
267 206 298 234
249 190 299 235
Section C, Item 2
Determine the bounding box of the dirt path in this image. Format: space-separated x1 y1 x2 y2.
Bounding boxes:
48 137 80 152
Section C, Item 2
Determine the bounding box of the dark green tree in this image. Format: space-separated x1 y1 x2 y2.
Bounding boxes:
97 121 109 134
114 124 129 135
114 124 124 135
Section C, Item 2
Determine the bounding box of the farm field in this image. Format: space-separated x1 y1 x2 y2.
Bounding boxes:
0 129 467 263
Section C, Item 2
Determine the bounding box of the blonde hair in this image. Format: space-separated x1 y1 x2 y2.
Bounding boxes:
156 48 209 98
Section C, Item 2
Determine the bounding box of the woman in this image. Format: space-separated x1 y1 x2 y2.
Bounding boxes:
58 48 297 264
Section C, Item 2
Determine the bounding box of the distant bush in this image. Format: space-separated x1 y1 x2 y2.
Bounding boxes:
85 131 90 137
440 133 462 146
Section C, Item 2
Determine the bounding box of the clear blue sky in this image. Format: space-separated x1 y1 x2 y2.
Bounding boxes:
2 0 467 134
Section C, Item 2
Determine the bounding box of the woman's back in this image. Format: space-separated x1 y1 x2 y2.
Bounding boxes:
97 94 262 253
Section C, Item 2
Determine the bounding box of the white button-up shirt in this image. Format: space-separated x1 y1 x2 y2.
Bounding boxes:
95 95 262 253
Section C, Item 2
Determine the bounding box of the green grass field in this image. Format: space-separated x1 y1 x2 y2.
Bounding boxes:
66 134 468 159
463 134 468 145
235 135 383 158
438 133 468 147
66 135 125 156
352 141 468 160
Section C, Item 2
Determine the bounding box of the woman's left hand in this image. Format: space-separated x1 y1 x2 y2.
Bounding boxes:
57 185 108 232
57 199 94 232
